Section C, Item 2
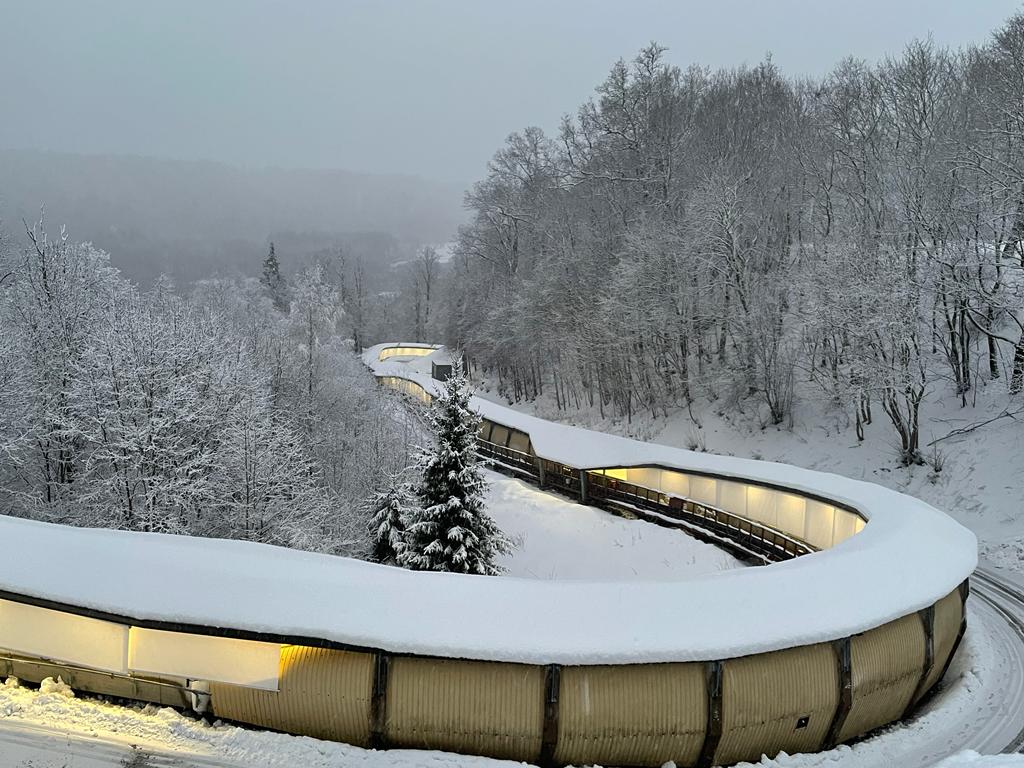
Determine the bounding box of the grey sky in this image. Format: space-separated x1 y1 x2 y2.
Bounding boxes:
1 0 1020 187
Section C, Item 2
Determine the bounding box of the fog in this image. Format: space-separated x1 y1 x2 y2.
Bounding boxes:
0 1 1020 283
1 1 1019 186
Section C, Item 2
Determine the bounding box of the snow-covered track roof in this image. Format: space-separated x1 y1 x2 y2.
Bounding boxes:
359 342 978 663
0 345 977 670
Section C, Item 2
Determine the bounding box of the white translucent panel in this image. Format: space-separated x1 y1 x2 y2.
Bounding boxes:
379 346 434 360
832 510 860 544
0 599 128 673
804 500 837 549
625 467 661 490
601 468 629 481
717 481 747 517
854 516 867 533
507 431 531 454
776 493 807 539
745 486 778 527
129 628 281 691
489 425 510 446
661 470 689 499
689 476 717 507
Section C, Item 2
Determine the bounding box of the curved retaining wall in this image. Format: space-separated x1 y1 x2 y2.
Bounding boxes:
0 343 976 768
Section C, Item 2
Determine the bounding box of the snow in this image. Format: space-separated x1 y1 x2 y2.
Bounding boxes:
936 756 1024 767
486 469 743 579
0 677 524 768
358 344 977 661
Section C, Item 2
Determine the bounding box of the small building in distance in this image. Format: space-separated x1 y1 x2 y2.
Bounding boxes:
430 347 454 382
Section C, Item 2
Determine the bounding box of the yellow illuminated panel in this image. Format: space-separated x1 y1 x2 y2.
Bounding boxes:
832 510 861 544
128 627 281 691
0 599 128 673
379 346 436 361
625 467 661 489
804 500 837 549
745 486 778 527
689 476 717 507
776 493 807 539
717 481 747 518
661 470 689 498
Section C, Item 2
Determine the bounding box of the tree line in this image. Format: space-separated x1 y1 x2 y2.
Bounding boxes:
443 14 1024 465
0 222 413 554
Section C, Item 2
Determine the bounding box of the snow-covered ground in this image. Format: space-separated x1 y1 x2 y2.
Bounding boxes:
485 469 743 579
0 676 522 767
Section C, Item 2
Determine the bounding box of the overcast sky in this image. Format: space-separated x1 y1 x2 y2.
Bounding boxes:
1 1 1021 187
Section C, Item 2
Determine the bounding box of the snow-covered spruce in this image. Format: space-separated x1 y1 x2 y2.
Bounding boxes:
367 479 414 565
400 360 511 575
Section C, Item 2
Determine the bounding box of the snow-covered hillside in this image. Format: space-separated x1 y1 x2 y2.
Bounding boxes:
486 469 743 579
474 377 1023 571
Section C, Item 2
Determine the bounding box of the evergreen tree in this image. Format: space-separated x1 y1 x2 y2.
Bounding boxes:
260 242 288 311
399 360 510 575
367 480 413 564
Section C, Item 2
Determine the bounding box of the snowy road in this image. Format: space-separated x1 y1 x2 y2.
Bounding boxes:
0 718 235 767
969 567 1024 753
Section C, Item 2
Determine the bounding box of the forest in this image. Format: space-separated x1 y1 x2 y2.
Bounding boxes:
0 223 415 554
442 13 1024 465
5 10 1024 555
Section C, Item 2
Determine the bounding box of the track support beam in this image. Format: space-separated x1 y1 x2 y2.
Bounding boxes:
697 660 723 768
370 652 391 749
823 636 852 749
906 605 936 715
935 579 970 693
538 663 561 767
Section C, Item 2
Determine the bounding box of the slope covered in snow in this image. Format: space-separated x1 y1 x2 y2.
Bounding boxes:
486 469 743 579
468 369 1018 571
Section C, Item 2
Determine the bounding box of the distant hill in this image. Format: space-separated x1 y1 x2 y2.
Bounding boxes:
0 149 467 285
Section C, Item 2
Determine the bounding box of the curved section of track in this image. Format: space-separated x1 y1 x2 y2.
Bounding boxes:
968 568 1024 754
0 342 987 768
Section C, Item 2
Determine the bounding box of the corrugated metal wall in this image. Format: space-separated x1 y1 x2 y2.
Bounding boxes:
554 662 706 768
209 646 374 745
384 657 544 760
715 643 838 766
839 613 927 743
0 582 967 768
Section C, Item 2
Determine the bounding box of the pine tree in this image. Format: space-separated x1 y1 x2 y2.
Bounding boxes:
399 360 510 575
260 242 288 312
367 480 413 564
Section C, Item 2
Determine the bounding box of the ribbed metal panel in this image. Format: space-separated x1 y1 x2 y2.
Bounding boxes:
3 655 188 708
385 657 544 761
839 614 926 742
210 646 373 745
553 663 706 768
714 643 838 766
920 589 963 697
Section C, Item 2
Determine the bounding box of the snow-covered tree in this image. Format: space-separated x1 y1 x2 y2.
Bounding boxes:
261 242 288 312
366 479 414 564
400 361 510 575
